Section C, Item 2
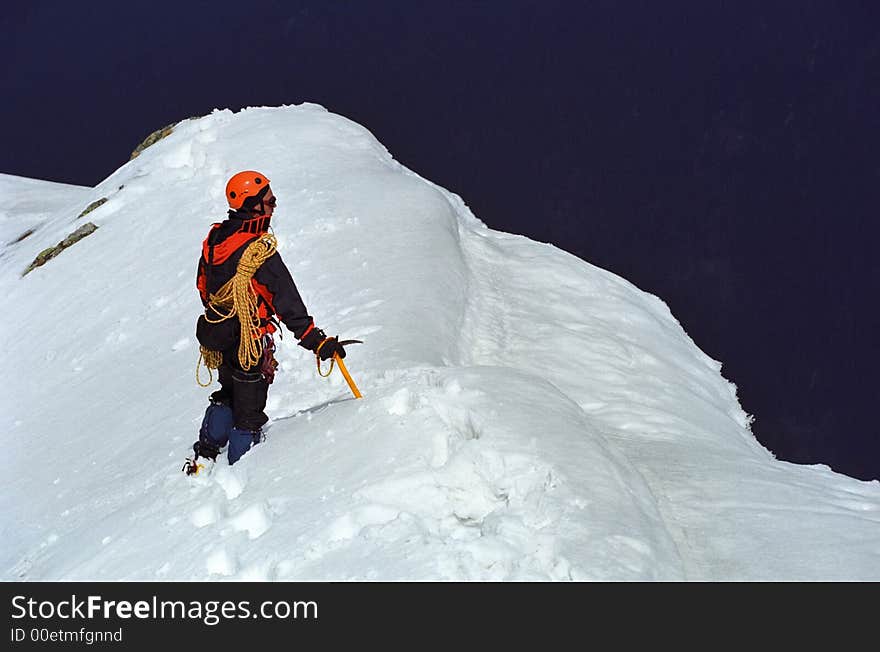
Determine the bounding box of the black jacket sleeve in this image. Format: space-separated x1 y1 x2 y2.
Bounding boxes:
254 252 314 339
196 258 209 307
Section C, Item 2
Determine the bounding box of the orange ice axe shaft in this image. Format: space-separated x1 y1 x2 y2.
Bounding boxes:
334 353 362 399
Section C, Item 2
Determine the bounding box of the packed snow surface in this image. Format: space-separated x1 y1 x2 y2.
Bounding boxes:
1 105 877 581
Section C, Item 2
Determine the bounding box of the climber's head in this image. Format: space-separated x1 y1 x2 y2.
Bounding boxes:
225 170 276 233
225 171 276 216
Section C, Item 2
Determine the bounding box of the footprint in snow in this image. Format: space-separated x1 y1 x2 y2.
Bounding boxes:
204 546 237 577
228 502 273 540
213 465 245 500
190 502 223 528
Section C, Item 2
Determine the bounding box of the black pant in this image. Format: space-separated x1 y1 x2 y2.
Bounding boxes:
210 357 270 432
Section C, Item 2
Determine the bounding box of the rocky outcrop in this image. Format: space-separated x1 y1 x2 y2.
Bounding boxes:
13 228 35 244
129 123 176 159
77 197 107 219
23 223 98 276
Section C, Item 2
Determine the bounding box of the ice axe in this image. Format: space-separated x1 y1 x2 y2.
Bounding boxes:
316 338 364 399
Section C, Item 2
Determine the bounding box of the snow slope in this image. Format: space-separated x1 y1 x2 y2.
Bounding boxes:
0 173 92 254
1 104 877 581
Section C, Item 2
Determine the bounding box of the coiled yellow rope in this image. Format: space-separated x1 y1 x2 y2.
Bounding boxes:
196 233 277 386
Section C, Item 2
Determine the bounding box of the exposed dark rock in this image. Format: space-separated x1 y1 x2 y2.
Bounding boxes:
77 197 107 219
129 123 176 159
13 228 35 243
128 116 200 160
22 222 99 276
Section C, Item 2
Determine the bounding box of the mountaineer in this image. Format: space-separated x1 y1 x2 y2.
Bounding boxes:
185 170 346 472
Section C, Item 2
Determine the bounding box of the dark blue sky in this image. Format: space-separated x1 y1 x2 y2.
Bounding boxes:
2 1 878 480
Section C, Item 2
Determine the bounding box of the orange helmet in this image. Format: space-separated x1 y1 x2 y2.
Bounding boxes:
225 171 271 210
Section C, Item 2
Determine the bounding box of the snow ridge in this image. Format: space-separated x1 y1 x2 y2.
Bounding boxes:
2 105 878 581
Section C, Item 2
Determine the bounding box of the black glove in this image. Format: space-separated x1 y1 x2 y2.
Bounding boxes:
298 327 327 353
298 327 346 360
316 336 346 360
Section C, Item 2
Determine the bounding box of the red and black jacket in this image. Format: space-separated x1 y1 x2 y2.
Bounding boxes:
196 211 316 341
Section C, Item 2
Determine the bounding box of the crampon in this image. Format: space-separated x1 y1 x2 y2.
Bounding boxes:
181 457 205 476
